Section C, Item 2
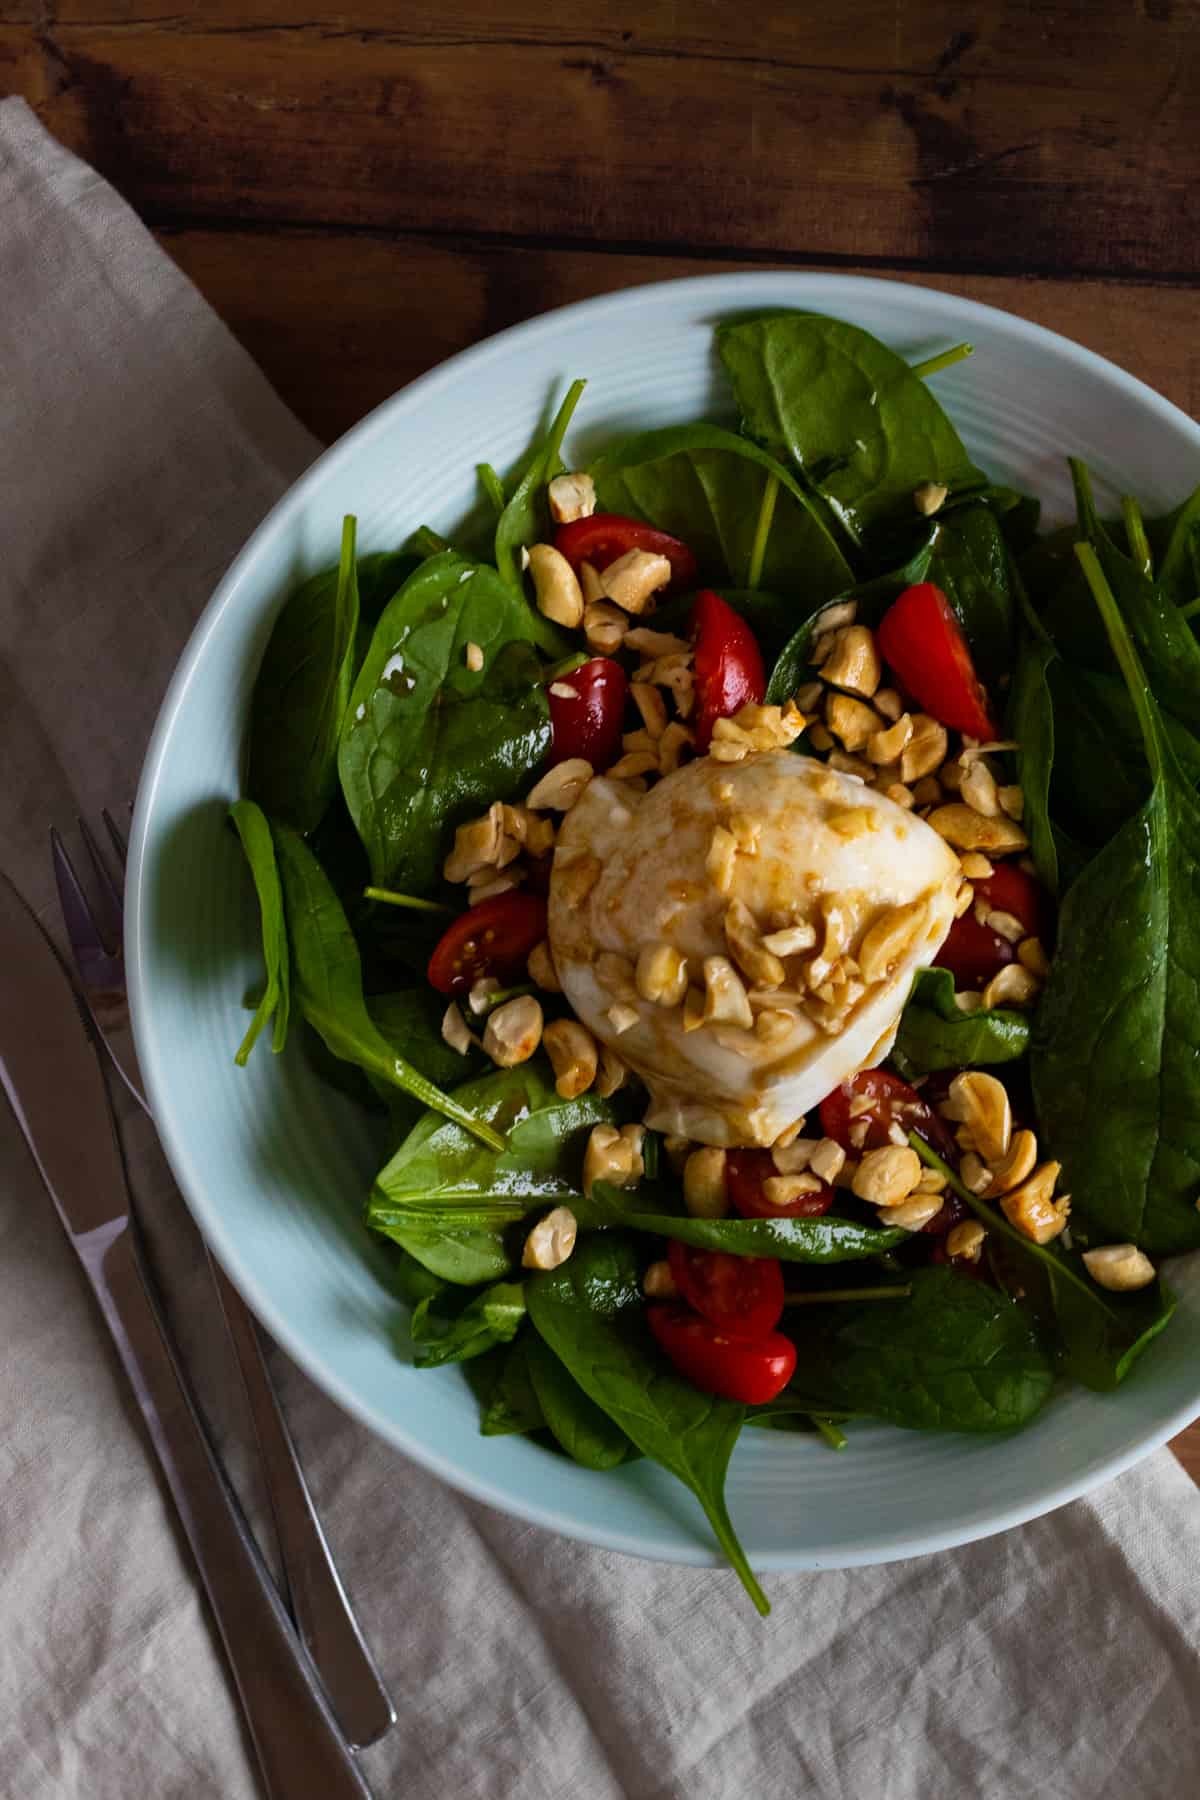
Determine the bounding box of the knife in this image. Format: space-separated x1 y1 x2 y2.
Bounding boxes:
0 871 373 1800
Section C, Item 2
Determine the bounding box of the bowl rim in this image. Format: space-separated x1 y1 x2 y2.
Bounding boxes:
127 270 1200 1570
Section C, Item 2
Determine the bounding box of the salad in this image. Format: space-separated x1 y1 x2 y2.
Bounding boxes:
229 309 1200 1613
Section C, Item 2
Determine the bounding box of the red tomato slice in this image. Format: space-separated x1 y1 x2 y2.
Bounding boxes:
554 513 698 595
818 1068 956 1160
691 590 767 751
726 1148 835 1219
427 892 547 995
547 657 628 769
877 581 998 740
666 1239 784 1340
648 1303 797 1405
934 862 1050 989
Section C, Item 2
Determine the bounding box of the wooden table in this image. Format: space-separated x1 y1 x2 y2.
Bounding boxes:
7 1 1199 1478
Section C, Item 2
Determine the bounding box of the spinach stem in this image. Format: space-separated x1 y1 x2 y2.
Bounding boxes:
477 462 507 522
1179 596 1200 620
910 342 974 380
746 471 779 589
364 886 458 915
813 1416 848 1452
544 650 591 681
1073 543 1164 783
784 1285 912 1306
1120 495 1153 579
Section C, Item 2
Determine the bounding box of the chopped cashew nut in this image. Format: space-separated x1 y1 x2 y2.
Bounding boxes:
763 1173 823 1207
960 851 994 879
441 1003 478 1056
702 956 754 1029
878 1193 944 1231
873 686 903 722
927 804 1030 855
1000 1162 1069 1244
724 899 786 988
608 750 659 781
986 908 1026 944
762 921 818 957
606 1003 640 1035
683 1147 730 1218
900 715 949 784
1082 1244 1157 1292
981 963 1041 1010
944 1071 1013 1166
772 1138 817 1174
625 627 690 658
1018 936 1051 978
443 802 505 883
960 758 1001 818
826 692 883 753
542 1018 599 1098
527 758 593 812
985 1128 1039 1197
914 480 949 516
600 549 672 614
481 995 544 1067
809 1137 847 1184
468 976 501 1015
583 1123 644 1196
852 1146 922 1207
643 1259 679 1299
706 825 738 894
658 721 694 774
819 625 882 697
464 640 485 672
911 774 945 808
547 471 596 524
857 901 927 985
998 785 1025 820
631 682 669 738
527 939 561 992
868 713 913 765
594 1044 628 1099
946 1221 986 1261
528 542 584 628
583 599 628 654
522 1206 578 1271
636 941 689 1006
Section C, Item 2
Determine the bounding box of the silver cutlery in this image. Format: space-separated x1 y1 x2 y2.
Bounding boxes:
50 813 395 1752
0 869 374 1800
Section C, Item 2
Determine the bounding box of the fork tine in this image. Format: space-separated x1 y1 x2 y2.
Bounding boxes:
102 807 129 873
78 814 126 938
50 826 111 956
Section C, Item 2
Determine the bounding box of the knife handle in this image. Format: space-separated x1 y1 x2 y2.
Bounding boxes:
91 1223 373 1800
207 1248 395 1749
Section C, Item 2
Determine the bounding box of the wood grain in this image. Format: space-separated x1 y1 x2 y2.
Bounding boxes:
6 1 1199 278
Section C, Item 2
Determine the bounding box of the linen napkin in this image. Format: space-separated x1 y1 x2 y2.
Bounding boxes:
1 96 1198 1800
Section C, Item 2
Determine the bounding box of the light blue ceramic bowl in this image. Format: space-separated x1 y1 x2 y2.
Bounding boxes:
128 274 1200 1572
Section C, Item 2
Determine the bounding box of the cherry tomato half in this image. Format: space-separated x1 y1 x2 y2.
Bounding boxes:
547 656 628 769
554 513 698 595
427 891 547 995
819 1068 956 1160
666 1239 784 1340
648 1303 797 1405
877 581 998 741
726 1148 835 1219
691 590 767 752
934 862 1050 990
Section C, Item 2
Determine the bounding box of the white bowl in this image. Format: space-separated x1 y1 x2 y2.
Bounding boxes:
128 273 1200 1573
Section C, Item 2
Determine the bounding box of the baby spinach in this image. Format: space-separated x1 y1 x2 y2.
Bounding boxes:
1032 546 1200 1255
527 1233 767 1614
577 1184 906 1261
716 312 983 551
1155 483 1200 609
410 1280 527 1369
1006 630 1059 893
271 823 503 1152
479 1337 547 1437
911 1138 1175 1390
367 988 484 1089
248 516 361 836
524 1333 640 1469
494 380 585 591
338 551 551 893
782 1267 1054 1432
590 423 852 601
923 501 1015 687
891 968 1030 1077
229 799 290 1064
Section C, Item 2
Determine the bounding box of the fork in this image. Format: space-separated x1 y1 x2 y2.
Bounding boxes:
52 812 395 1754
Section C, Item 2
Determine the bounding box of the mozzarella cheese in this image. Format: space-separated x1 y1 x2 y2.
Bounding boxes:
547 751 960 1147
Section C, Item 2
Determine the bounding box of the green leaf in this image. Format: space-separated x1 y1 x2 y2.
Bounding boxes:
1006 630 1059 893
911 1137 1176 1390
764 546 931 705
410 1280 527 1369
576 1185 906 1261
338 551 551 892
271 823 503 1151
494 380 586 593
891 968 1030 1077
524 1333 640 1469
590 423 852 601
366 989 484 1089
922 502 1015 687
1045 663 1200 853
1154 483 1200 609
228 799 290 1062
783 1266 1053 1432
479 1337 547 1437
653 587 798 667
526 1234 767 1615
248 516 361 835
388 1246 448 1309
716 311 984 551
477 461 507 523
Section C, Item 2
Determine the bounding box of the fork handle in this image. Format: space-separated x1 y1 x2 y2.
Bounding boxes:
207 1250 395 1749
94 1225 373 1800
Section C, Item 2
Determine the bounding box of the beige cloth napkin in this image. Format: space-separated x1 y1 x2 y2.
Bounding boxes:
2 96 1199 1800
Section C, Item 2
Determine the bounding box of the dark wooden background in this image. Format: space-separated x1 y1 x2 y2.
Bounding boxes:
5 0 1199 1476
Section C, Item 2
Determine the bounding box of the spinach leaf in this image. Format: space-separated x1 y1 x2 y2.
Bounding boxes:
248 516 361 836
1156 483 1200 609
1045 663 1200 852
494 380 585 591
891 968 1030 1077
716 312 984 551
271 823 504 1151
338 551 551 893
410 1280 527 1369
782 1266 1053 1432
577 1184 905 1261
480 1337 547 1437
590 423 852 601
651 587 795 666
229 799 290 1063
912 1137 1176 1390
391 1224 513 1287
764 550 929 704
1031 546 1200 1255
527 1233 767 1614
524 1333 639 1469
366 988 483 1089
477 461 507 523
1006 630 1059 893
922 502 1015 687
388 1245 447 1309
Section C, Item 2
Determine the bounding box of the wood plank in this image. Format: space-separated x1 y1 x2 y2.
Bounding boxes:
159 227 1200 441
6 2 1198 278
1172 1424 1200 1484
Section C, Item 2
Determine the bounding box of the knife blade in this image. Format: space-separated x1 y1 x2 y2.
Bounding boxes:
0 871 373 1800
